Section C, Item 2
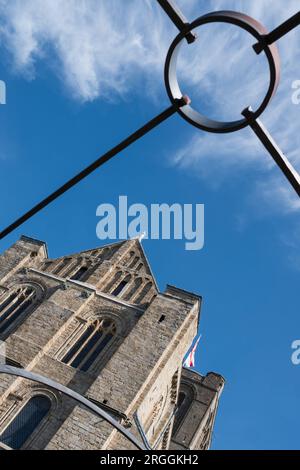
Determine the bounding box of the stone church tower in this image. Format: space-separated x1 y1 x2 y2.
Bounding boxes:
0 236 224 450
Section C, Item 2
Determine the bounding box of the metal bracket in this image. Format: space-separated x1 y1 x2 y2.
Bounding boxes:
253 11 300 54
157 0 197 43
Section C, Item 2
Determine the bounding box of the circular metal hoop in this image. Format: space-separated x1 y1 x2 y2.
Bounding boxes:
0 365 146 450
164 10 281 133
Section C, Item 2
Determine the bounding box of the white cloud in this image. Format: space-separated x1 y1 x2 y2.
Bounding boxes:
0 0 299 214
0 0 171 101
253 176 300 215
172 0 300 214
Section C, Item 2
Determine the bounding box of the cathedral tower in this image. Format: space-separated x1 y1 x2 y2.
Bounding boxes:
0 236 224 450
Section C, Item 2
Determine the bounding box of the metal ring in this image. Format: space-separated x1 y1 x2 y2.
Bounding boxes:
0 365 146 450
164 10 281 133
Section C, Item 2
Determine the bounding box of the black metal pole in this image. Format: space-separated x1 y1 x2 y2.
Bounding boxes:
253 11 300 54
0 98 189 241
242 107 300 198
156 0 196 43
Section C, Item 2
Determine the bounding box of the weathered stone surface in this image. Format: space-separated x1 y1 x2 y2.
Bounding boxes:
0 236 224 450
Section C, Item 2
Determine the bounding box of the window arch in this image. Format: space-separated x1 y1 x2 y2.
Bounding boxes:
0 286 37 334
101 247 111 260
124 278 143 301
52 257 72 276
0 395 51 449
123 251 135 266
96 247 110 262
69 266 88 281
128 256 140 269
42 260 53 272
136 263 143 272
111 274 131 297
135 281 153 304
62 318 116 372
104 271 122 293
172 384 195 435
177 391 186 408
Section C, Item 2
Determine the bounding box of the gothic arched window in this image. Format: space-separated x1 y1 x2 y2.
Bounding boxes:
0 395 51 449
104 271 122 293
124 278 143 301
62 318 116 372
177 391 186 408
172 385 194 435
128 256 140 269
52 258 72 276
111 275 131 297
70 266 88 281
135 281 153 304
101 247 111 260
123 251 135 266
0 286 37 334
42 260 53 272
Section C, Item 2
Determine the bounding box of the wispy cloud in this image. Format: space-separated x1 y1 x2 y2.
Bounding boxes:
0 0 299 215
0 0 171 101
172 0 300 213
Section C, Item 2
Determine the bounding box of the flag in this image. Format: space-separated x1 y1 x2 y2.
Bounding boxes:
183 335 201 368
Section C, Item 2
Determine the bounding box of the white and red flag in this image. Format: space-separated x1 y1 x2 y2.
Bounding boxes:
183 335 201 369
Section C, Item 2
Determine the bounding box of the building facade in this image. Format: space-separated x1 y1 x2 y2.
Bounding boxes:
0 236 224 450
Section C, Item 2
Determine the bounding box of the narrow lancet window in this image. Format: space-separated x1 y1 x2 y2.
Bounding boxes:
62 318 116 372
0 395 51 449
0 286 36 334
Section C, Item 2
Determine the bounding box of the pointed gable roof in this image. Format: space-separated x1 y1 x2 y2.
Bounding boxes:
48 240 126 262
127 239 159 292
45 238 159 292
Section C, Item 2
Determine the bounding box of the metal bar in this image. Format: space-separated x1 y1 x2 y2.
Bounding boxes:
242 107 300 198
253 11 300 54
156 0 196 43
0 98 189 241
133 411 152 450
0 364 147 450
152 406 177 449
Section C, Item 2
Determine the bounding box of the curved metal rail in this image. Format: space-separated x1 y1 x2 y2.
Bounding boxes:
0 364 147 450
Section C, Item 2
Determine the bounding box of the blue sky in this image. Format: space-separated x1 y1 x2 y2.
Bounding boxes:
0 0 300 449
